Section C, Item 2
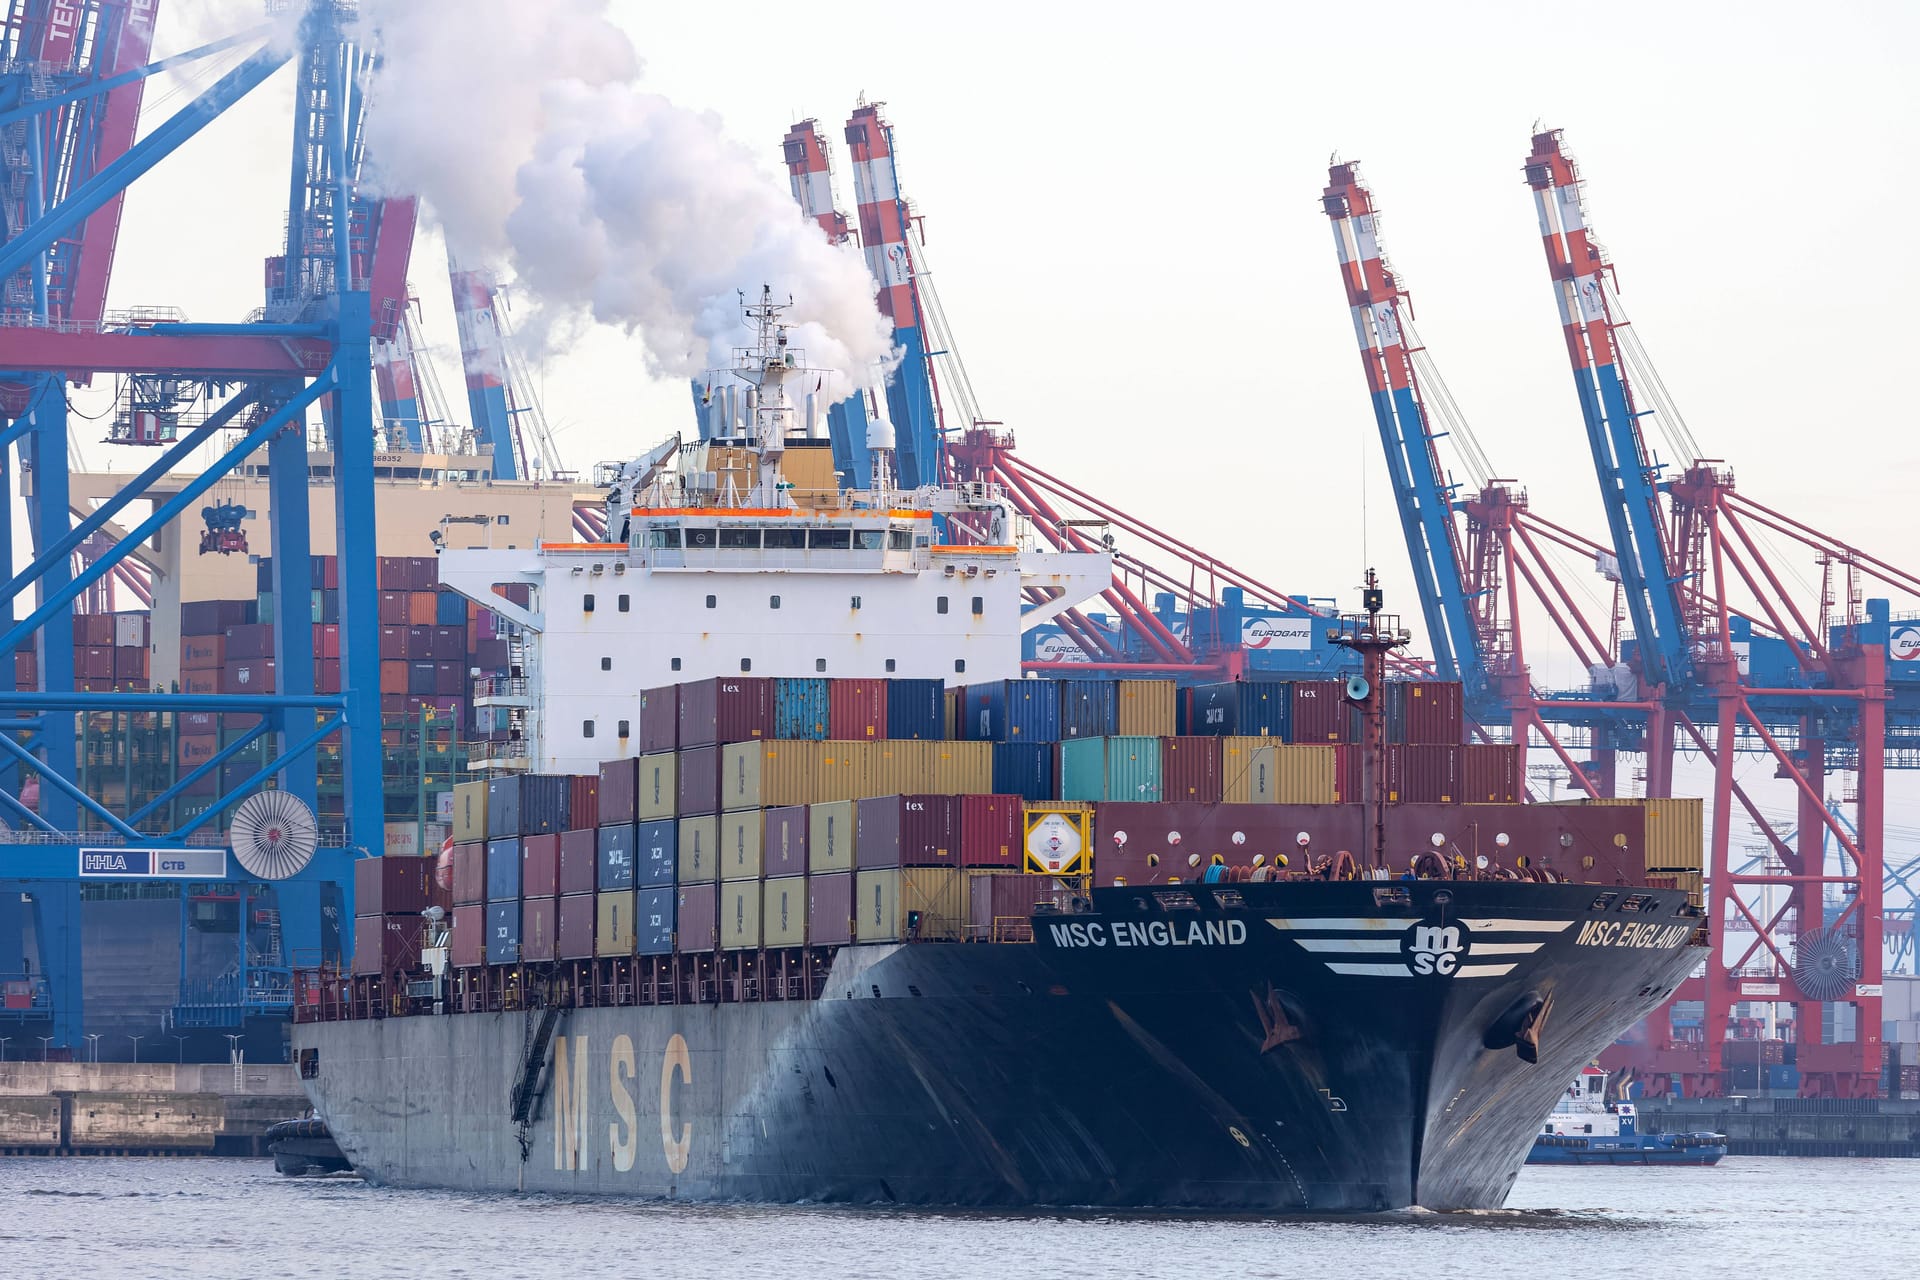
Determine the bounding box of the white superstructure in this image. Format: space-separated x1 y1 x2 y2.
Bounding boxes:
440 290 1110 775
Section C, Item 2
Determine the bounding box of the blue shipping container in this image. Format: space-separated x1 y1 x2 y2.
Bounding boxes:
486 837 521 901
885 678 945 740
636 886 675 956
992 741 1058 802
486 901 520 965
1186 681 1289 739
485 776 520 838
636 819 677 888
1056 679 1120 740
774 678 830 740
435 590 468 626
962 680 1061 743
596 823 633 891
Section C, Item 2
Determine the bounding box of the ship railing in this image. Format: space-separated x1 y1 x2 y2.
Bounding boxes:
0 828 230 846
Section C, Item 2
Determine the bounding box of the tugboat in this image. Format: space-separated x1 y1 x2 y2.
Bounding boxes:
266 1113 353 1177
1528 1066 1727 1166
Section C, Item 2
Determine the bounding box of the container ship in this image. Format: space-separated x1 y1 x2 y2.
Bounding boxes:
289 299 1708 1212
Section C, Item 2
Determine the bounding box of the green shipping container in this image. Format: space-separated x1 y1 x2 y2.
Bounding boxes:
636 751 676 821
808 799 856 873
720 878 761 950
762 876 807 946
678 815 719 884
1059 736 1163 803
719 808 764 881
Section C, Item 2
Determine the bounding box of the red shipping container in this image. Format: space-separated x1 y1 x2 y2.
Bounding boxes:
599 758 639 825
559 828 597 895
855 795 960 868
676 677 772 748
315 624 340 659
676 882 718 952
407 592 439 626
639 685 678 753
763 806 808 877
377 625 407 657
179 711 217 735
432 626 465 660
180 636 224 669
1388 744 1459 804
83 646 113 679
678 744 721 817
355 855 433 916
379 660 407 693
84 614 114 646
1404 681 1464 746
828 678 888 741
521 897 558 962
113 645 145 676
958 794 1023 868
452 842 488 906
557 894 596 959
1161 736 1224 803
351 913 424 976
807 872 853 945
378 591 408 625
969 871 1066 938
570 774 599 830
377 556 409 589
404 625 434 657
380 692 410 717
314 660 342 695
1459 744 1520 803
14 650 37 685
522 833 561 898
182 670 219 697
1288 679 1354 743
434 663 464 698
221 658 275 694
178 733 218 768
450 903 486 968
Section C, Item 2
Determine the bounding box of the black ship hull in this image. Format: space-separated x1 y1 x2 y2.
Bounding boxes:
294 880 1701 1211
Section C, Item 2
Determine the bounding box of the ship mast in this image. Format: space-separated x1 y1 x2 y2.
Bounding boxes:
1329 569 1412 871
729 285 825 506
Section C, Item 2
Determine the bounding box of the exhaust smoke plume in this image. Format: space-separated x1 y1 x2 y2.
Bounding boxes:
352 0 895 400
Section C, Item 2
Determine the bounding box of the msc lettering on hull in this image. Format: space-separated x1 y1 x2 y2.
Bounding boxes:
1048 918 1248 949
550 1031 695 1176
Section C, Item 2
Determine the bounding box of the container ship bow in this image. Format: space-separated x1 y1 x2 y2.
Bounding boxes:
293 302 1708 1212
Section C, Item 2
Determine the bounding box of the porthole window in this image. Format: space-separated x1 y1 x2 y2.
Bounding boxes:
583 593 595 612
582 720 596 739
936 596 949 615
740 658 752 672
600 657 611 671
618 594 630 612
705 595 716 609
617 720 630 737
815 659 827 672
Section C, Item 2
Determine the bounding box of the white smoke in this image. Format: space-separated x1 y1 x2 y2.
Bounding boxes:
353 0 895 401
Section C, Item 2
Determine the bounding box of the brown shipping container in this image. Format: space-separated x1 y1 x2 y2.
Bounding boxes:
857 794 960 868
521 896 558 962
1561 796 1703 876
380 660 407 694
351 914 423 977
1290 679 1356 743
678 744 721 816
354 855 431 916
84 613 113 646
178 733 217 768
557 893 597 960
1161 736 1224 803
639 685 678 753
828 678 888 740
521 833 560 898
558 828 597 895
678 815 719 883
720 879 762 950
1458 744 1521 803
570 774 599 830
676 882 718 952
677 676 772 748
1404 681 1465 745
808 799 856 873
854 868 964 942
637 751 677 820
968 870 1070 940
1091 802 1364 886
957 794 1023 869
451 904 486 968
451 842 487 906
763 806 808 877
1389 802 1644 885
222 658 275 694
596 890 636 957
1387 744 1459 803
763 877 808 946
1116 679 1177 738
719 809 764 880
598 758 639 825
407 592 438 626
808 871 854 944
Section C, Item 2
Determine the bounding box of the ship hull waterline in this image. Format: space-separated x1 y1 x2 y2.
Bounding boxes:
295 881 1702 1212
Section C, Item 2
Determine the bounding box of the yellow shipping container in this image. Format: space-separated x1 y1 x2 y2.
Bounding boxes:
763 876 808 946
595 890 635 957
808 799 856 873
866 739 988 797
677 815 719 884
636 752 676 821
1116 679 1177 738
854 867 964 942
719 809 764 880
720 879 761 950
1235 742 1336 803
451 780 487 843
1221 737 1281 803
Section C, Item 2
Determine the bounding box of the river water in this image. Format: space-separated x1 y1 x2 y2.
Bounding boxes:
4 1156 1915 1278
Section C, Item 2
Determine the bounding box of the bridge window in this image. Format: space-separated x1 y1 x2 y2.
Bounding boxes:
762 528 805 550
809 528 852 550
648 528 682 549
718 528 760 550
854 530 885 550
889 530 913 550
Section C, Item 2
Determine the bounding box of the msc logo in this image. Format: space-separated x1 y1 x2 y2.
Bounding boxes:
1405 923 1468 976
1891 624 1920 663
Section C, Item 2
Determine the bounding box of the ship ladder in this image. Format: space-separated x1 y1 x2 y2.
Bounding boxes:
510 1000 567 1161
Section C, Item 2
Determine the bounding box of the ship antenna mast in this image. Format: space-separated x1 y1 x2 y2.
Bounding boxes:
1328 569 1412 872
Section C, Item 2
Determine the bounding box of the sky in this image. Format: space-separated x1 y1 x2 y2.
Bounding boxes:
72 2 1918 670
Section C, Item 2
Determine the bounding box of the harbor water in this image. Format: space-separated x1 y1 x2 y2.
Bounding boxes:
5 1156 1917 1277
